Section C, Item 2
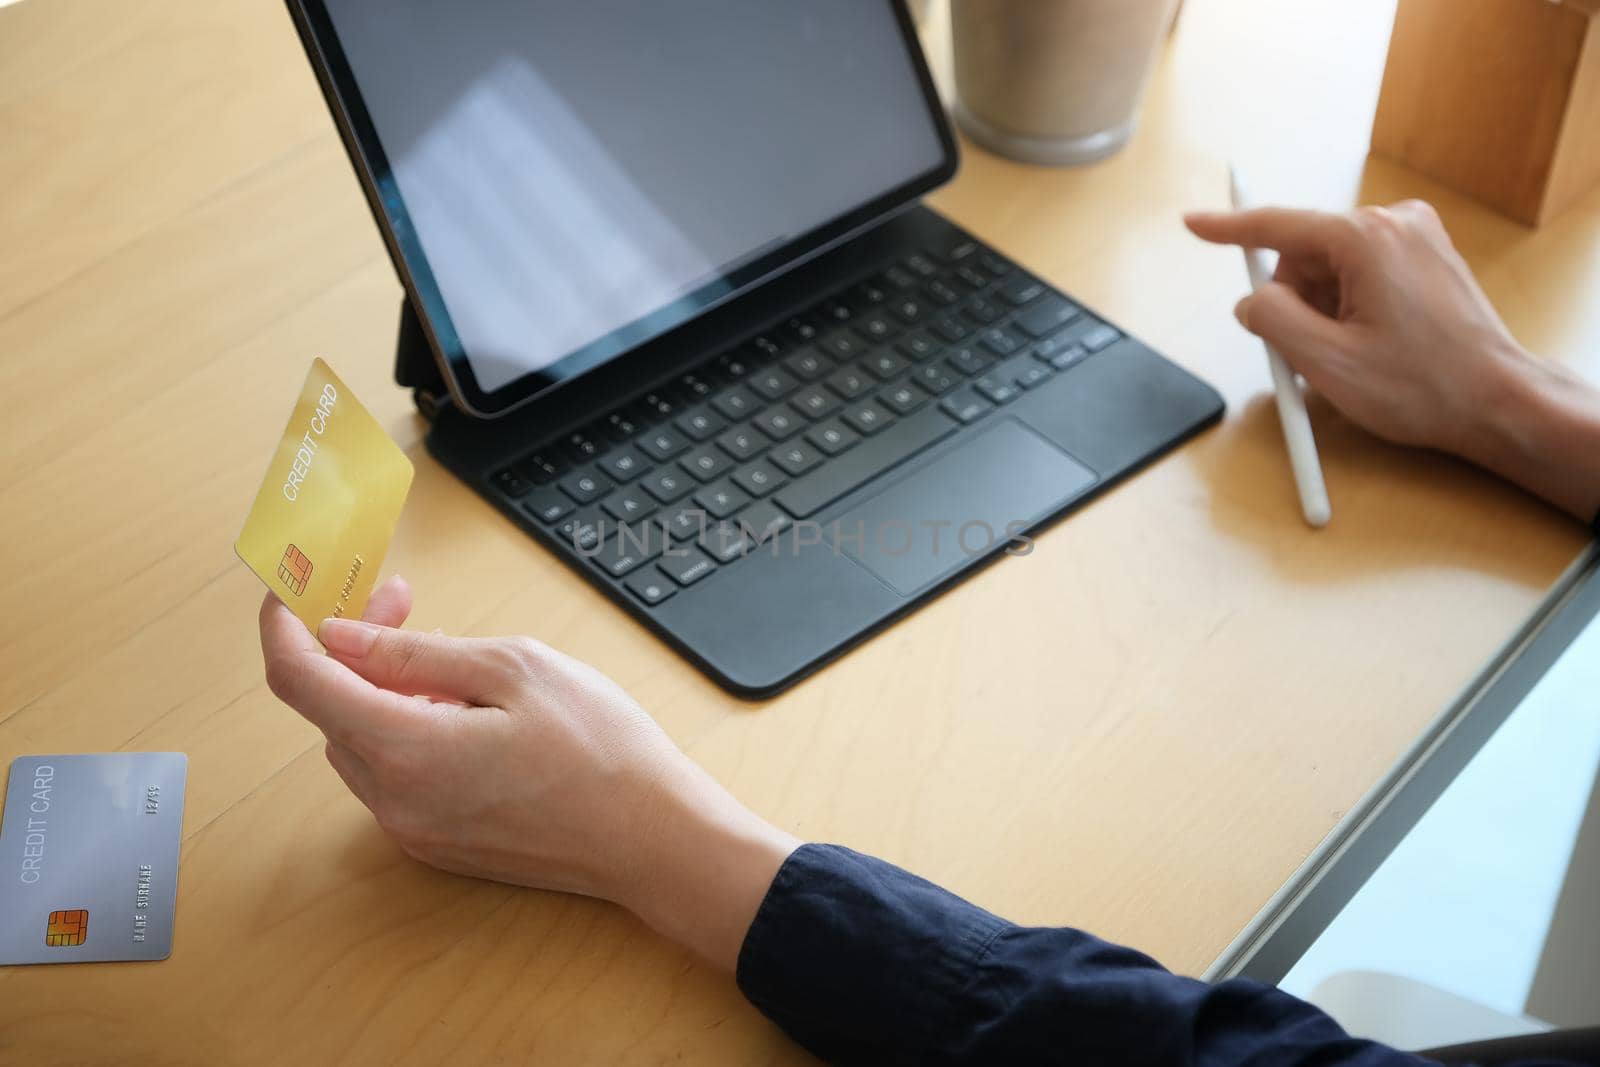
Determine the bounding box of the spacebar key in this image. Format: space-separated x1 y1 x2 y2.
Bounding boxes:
774 407 958 518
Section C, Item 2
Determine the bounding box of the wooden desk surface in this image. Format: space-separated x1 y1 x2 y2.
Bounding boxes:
3 0 1597 1061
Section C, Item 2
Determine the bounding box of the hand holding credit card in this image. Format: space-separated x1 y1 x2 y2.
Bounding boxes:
236 359 413 633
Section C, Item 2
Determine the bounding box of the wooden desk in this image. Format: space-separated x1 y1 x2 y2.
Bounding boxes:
2 0 1596 1061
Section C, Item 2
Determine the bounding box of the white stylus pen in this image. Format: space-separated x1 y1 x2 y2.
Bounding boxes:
1229 168 1332 528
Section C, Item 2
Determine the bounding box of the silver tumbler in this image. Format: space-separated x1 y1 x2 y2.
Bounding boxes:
951 0 1179 166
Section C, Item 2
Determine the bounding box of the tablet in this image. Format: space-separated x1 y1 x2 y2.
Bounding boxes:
1209 545 1600 1044
287 1 956 417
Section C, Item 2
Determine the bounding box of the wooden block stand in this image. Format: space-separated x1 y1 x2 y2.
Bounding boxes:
1372 0 1600 225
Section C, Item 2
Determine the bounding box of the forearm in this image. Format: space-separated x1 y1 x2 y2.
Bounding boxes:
616 763 799 971
1473 347 1600 524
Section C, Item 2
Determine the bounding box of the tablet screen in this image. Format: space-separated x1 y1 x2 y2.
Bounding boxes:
1277 606 1600 1040
1216 552 1600 1047
315 1 951 412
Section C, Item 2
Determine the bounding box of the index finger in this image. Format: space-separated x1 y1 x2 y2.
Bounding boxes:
1183 206 1354 260
258 593 416 743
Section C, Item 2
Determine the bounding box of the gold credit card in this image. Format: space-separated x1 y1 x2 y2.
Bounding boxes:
235 359 413 633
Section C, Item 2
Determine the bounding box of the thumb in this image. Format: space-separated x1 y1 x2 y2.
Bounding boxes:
318 619 526 706
1234 281 1346 371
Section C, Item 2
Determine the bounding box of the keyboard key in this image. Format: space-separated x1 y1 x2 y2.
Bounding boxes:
904 252 939 277
807 419 861 455
773 407 958 518
770 440 825 477
511 451 564 484
940 388 994 424
639 427 689 462
896 332 940 361
783 346 833 380
997 274 1045 307
699 520 749 563
716 425 768 462
601 487 657 523
855 311 899 343
934 275 972 300
841 400 894 436
561 431 603 464
676 408 727 441
680 445 731 481
492 468 532 498
639 393 676 420
819 298 853 324
925 279 962 307
955 264 989 290
1015 364 1054 389
748 334 785 359
974 375 1020 405
753 404 805 440
558 469 612 504
882 265 918 290
749 366 800 401
715 351 754 380
879 381 929 415
850 279 889 307
864 350 910 380
735 500 793 545
1034 331 1084 363
588 523 664 578
791 384 841 419
978 328 1022 357
940 238 979 263
625 571 676 606
819 331 866 361
1082 322 1122 351
930 314 973 343
694 479 750 518
598 447 648 482
522 487 573 524
603 413 642 443
677 373 714 400
556 508 605 551
851 288 894 319
915 363 959 395
641 467 693 503
826 366 872 400
732 460 787 497
658 547 716 587
889 296 925 324
948 346 992 376
710 385 759 420
979 251 1013 277
781 315 822 346
962 296 1005 325
1013 294 1082 338
659 505 708 544
1042 342 1089 371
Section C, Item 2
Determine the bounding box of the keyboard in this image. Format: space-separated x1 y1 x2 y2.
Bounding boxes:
486 238 1125 609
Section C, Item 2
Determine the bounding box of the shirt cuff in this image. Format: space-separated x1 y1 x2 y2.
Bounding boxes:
735 843 1008 1064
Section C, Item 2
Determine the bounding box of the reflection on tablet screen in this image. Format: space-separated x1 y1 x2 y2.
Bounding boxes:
1278 597 1600 1046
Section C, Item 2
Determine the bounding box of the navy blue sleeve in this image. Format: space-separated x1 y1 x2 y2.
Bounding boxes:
735 844 1435 1067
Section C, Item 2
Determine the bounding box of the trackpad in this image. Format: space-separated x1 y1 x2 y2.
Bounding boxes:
837 418 1096 596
